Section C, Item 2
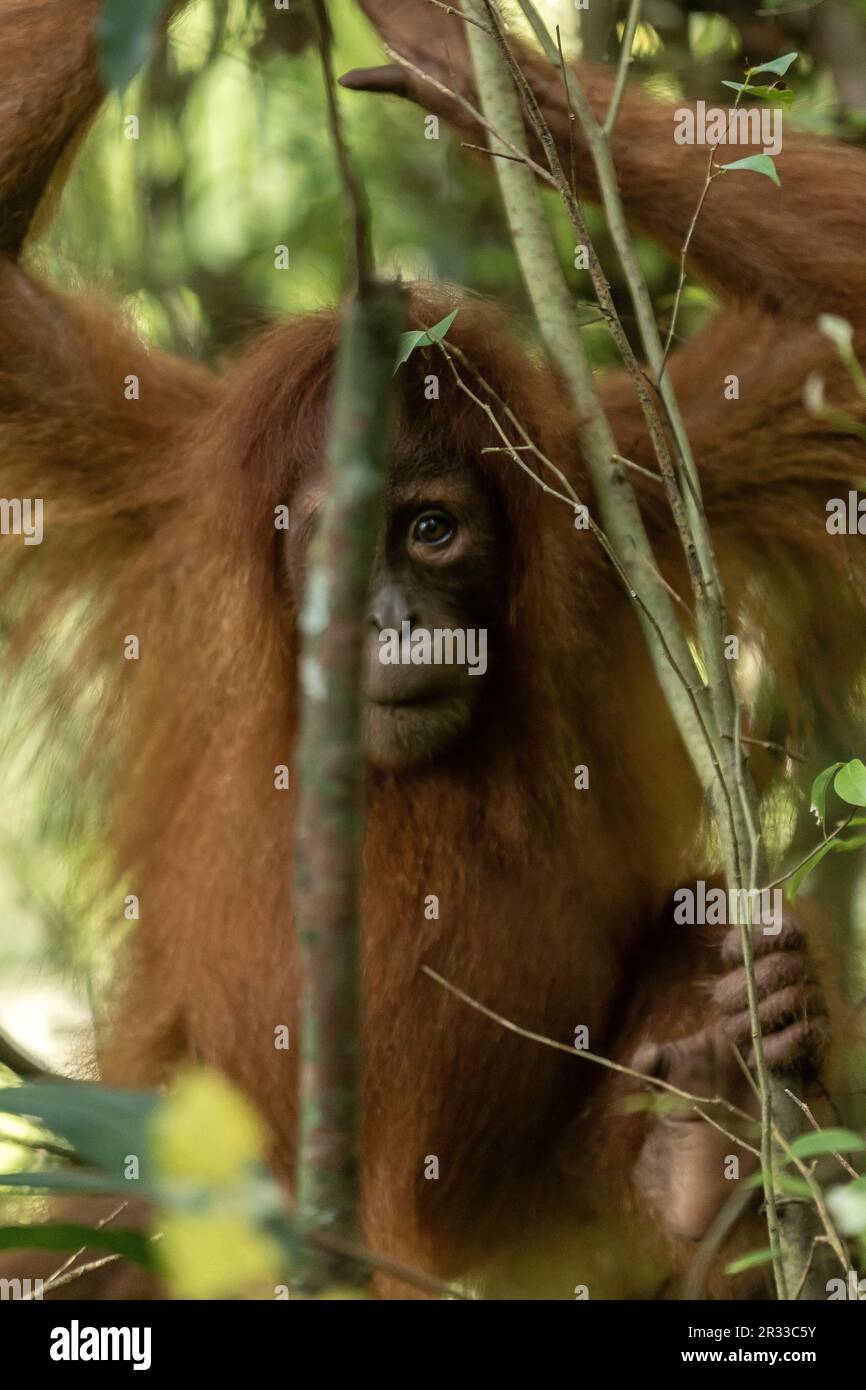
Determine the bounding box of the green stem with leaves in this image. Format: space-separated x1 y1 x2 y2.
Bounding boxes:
464 0 823 1299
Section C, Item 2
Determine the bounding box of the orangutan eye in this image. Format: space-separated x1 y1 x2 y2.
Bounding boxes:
410 510 456 548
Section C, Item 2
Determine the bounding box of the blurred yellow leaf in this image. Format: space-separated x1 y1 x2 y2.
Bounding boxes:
151 1067 268 1187
159 1211 281 1299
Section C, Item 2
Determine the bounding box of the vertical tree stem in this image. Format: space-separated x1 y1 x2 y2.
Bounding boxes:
295 284 406 1288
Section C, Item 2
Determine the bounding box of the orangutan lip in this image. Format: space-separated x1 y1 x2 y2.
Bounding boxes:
366 692 448 710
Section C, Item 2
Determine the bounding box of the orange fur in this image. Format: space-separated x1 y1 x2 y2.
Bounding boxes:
0 1 865 1298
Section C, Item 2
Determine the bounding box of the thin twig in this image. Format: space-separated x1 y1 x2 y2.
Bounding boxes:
721 732 807 764
43 1201 129 1290
421 0 493 32
614 454 664 485
791 1235 829 1300
784 1090 861 1179
313 0 372 291
309 1227 467 1299
554 26 577 198
461 141 525 163
661 145 719 372
603 0 642 137
694 1105 761 1160
422 963 754 1123
763 814 855 893
29 1220 465 1302
29 1252 121 1298
438 340 719 751
385 44 555 186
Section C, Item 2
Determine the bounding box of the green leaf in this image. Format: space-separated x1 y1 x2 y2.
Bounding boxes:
787 1128 866 1160
834 758 866 806
747 52 798 79
720 80 794 106
827 1176 866 1236
725 1247 774 1276
772 1170 814 1199
811 762 842 825
747 85 795 107
97 0 169 92
785 840 834 902
0 1083 158 1182
394 310 458 372
743 1167 813 1198
719 155 780 187
0 1223 154 1268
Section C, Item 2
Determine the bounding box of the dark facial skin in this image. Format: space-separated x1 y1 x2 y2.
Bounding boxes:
283 462 501 769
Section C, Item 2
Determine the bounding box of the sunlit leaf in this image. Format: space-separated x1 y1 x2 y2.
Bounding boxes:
835 758 866 806
719 155 780 186
748 52 798 78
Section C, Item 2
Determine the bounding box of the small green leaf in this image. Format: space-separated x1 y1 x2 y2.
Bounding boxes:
0 1222 154 1268
787 1128 866 1161
719 155 780 187
720 80 793 106
747 52 798 79
835 758 866 806
747 84 795 107
394 310 458 372
811 762 842 825
423 310 458 344
97 0 169 92
725 1247 774 1275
